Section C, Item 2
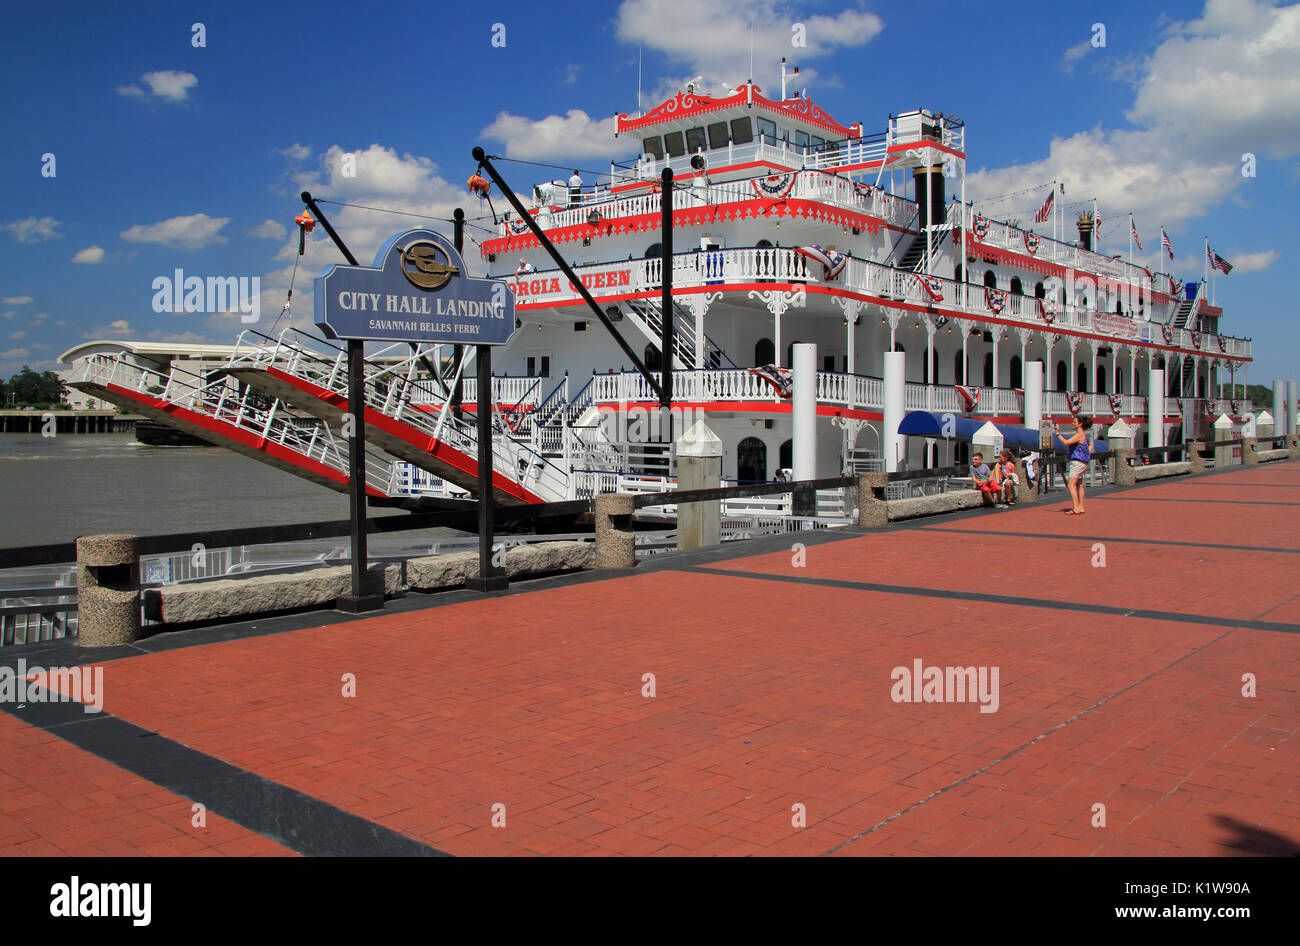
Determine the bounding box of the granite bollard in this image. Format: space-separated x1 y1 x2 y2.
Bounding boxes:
76 534 141 646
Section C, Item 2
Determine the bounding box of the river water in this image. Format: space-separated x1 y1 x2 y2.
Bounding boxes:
0 433 446 548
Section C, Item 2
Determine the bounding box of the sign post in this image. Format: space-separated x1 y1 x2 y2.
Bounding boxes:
316 226 517 597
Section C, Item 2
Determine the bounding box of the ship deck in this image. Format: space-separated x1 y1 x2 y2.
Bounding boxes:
2 459 1297 856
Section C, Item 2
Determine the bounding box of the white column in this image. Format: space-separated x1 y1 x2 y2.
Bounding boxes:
883 350 906 472
1289 380 1299 435
1025 360 1044 432
991 331 1000 391
1273 380 1286 436
774 310 783 367
1148 368 1165 447
793 342 818 481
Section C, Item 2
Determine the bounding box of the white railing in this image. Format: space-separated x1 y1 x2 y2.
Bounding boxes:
75 354 396 492
508 167 916 237
510 247 1250 359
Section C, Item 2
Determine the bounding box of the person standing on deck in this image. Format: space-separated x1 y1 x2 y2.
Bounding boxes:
568 170 582 207
1053 416 1093 515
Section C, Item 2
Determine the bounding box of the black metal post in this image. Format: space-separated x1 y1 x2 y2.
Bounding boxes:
465 345 508 592
300 192 381 612
659 167 675 448
337 339 383 612
660 167 674 411
452 209 466 415
471 147 663 399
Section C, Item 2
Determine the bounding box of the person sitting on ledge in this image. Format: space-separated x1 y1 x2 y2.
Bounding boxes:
995 449 1018 505
970 452 1001 506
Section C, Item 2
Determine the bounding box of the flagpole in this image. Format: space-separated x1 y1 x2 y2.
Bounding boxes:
1128 213 1133 269
1203 236 1209 290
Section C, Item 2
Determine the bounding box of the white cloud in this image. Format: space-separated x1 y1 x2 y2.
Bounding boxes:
82 320 132 338
1062 39 1092 72
116 70 198 102
71 245 105 264
1226 249 1280 273
479 109 618 162
1 312 13 320
249 219 288 240
1128 0 1300 160
1 348 30 359
11 331 26 340
32 312 49 322
120 213 228 249
616 0 883 101
970 0 1300 239
282 143 312 162
2 217 60 243
2 296 32 305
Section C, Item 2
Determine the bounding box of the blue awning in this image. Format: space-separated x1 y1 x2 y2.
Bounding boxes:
897 411 1042 449
898 411 1110 453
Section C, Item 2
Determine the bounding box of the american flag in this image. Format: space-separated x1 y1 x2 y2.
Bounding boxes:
1130 216 1143 251
748 364 794 398
1161 227 1174 260
1034 188 1054 223
1209 247 1233 274
1095 204 1102 237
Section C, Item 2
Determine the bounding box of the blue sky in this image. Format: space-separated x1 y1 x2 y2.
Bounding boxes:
1 0 1296 385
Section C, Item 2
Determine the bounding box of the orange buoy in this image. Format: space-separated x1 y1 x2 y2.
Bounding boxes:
467 174 491 197
294 210 316 233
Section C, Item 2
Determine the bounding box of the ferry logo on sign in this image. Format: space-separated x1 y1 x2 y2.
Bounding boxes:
316 228 515 345
400 240 458 290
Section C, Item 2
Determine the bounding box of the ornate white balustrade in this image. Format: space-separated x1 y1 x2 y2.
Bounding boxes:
509 247 1251 360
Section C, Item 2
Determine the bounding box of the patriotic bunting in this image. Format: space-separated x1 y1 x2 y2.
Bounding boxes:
985 286 1007 314
956 385 981 412
752 172 797 199
795 244 847 280
1110 393 1124 416
1217 336 1227 352
1190 331 1201 349
1066 391 1083 415
1036 298 1057 324
508 218 530 235
972 214 990 241
915 273 945 302
749 364 794 398
1023 231 1040 255
1160 324 1173 345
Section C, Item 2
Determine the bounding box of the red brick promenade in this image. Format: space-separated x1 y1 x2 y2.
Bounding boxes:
3 462 1297 856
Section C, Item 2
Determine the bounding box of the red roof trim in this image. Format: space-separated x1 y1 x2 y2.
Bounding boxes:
616 83 857 139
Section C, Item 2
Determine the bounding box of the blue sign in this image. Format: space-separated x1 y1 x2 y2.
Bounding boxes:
315 228 516 345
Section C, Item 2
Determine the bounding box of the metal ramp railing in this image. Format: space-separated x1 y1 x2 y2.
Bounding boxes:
71 353 397 496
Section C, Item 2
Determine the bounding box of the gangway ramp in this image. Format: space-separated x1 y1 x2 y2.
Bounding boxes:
70 354 395 498
225 333 571 505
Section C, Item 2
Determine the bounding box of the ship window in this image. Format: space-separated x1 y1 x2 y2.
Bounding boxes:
707 122 729 149
756 117 777 143
754 338 774 366
1010 356 1022 388
685 127 707 153
663 131 686 157
1056 361 1067 390
1034 281 1045 298
795 130 810 151
730 117 753 144
1077 363 1088 392
644 243 661 259
642 136 664 159
644 344 661 371
526 356 535 375
984 270 997 288
811 135 825 151
540 356 550 378
1010 277 1023 295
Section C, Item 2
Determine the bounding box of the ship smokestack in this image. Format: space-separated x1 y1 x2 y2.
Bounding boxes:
912 166 946 228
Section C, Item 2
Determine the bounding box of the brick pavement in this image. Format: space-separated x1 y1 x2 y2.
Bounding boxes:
2 462 1297 856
